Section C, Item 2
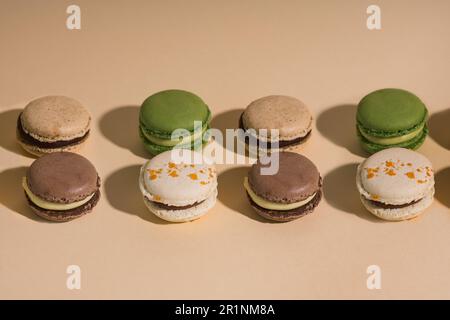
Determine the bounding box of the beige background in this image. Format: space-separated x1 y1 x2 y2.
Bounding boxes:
1 0 449 299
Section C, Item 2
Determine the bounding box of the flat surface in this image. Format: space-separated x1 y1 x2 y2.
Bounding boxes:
1 0 449 299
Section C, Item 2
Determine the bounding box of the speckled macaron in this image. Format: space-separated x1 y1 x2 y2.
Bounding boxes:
139 149 218 222
244 152 322 222
356 148 434 221
17 96 91 156
239 95 313 151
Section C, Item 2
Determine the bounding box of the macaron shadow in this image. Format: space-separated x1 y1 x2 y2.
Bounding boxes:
217 166 276 223
0 109 35 158
323 163 383 223
428 109 450 150
210 109 245 154
317 104 366 157
435 167 450 208
99 106 149 158
104 165 169 225
0 166 45 222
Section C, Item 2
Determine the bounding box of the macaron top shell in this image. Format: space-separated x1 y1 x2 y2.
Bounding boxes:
21 96 91 142
357 88 427 135
140 90 211 138
248 152 320 203
140 150 217 206
242 95 312 140
357 148 434 205
27 152 99 204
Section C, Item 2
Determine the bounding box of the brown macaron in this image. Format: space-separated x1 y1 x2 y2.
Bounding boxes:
17 96 91 157
244 152 322 222
23 152 101 222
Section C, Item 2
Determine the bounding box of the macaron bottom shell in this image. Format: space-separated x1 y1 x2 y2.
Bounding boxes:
17 136 88 157
238 132 312 154
359 189 434 221
26 189 101 222
247 189 322 222
142 189 217 223
357 125 428 154
238 114 312 152
17 121 89 157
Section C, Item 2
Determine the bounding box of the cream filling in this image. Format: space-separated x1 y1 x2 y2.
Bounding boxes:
243 177 316 211
141 126 207 147
359 124 424 146
22 177 94 211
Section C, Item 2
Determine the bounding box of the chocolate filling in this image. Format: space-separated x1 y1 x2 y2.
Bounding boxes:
239 114 311 149
368 198 421 209
246 189 322 221
150 199 205 210
25 189 100 220
17 114 89 149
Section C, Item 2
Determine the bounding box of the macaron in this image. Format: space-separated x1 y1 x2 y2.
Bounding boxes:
244 152 322 222
23 152 101 222
17 96 91 156
239 95 313 151
356 88 428 154
139 90 211 156
139 149 218 222
356 148 434 221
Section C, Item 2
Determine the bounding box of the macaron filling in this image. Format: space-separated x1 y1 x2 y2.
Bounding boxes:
22 177 95 211
366 197 422 209
358 123 425 146
247 189 322 222
239 115 311 148
147 198 205 210
140 124 208 147
140 174 212 211
17 115 89 149
25 190 101 221
244 177 316 211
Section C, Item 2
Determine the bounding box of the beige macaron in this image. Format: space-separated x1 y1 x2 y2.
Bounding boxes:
17 96 91 156
139 149 218 222
356 148 435 221
239 95 313 152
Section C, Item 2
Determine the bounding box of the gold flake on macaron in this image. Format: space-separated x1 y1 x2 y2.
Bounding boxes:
139 150 218 222
356 148 435 221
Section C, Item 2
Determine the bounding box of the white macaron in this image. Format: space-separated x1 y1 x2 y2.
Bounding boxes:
139 149 217 222
356 148 434 221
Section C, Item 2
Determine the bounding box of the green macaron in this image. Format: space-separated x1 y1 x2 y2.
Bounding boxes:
356 88 428 154
139 89 211 155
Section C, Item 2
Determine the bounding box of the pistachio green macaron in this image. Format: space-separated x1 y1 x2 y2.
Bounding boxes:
139 90 211 155
356 88 428 154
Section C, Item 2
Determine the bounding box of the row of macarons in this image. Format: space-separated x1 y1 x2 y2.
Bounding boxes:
17 87 430 156
21 146 434 223
12 88 438 222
